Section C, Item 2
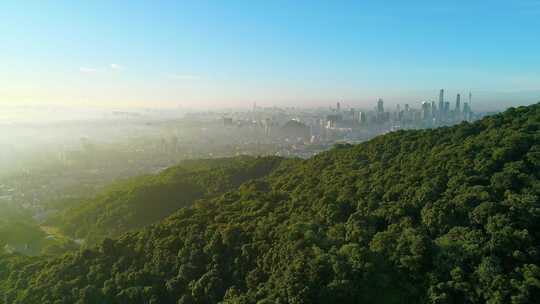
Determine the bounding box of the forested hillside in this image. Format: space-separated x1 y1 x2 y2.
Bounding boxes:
50 156 284 244
0 204 77 256
2 103 540 303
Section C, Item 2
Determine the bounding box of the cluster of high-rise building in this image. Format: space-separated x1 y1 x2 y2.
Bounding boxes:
211 88 480 149
321 89 475 132
417 89 474 126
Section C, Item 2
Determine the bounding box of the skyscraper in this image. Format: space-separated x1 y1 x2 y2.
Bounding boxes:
359 111 367 125
463 102 469 121
421 101 432 121
337 102 341 112
377 98 384 114
455 94 461 113
438 89 444 117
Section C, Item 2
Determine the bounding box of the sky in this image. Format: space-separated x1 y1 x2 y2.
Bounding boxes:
0 0 539 110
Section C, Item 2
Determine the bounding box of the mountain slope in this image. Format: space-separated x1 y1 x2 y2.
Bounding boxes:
51 156 284 244
2 104 540 304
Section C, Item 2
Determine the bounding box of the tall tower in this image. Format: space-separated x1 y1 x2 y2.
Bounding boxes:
421 101 432 121
455 94 461 113
438 89 445 118
463 102 471 121
337 102 341 112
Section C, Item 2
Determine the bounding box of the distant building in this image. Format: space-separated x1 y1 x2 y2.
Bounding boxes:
359 111 367 125
349 108 356 121
279 120 310 142
326 114 343 128
223 117 233 126
463 102 472 121
438 89 444 117
444 101 450 116
376 98 387 123
455 94 461 113
377 98 384 114
421 101 432 121
262 118 272 136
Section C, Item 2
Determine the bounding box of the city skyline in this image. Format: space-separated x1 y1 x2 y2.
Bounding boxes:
1 1 539 110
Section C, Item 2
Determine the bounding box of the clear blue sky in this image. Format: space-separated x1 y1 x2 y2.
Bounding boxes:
1 0 539 109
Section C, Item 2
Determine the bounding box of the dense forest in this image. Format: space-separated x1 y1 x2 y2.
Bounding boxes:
2 103 540 303
50 156 284 244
